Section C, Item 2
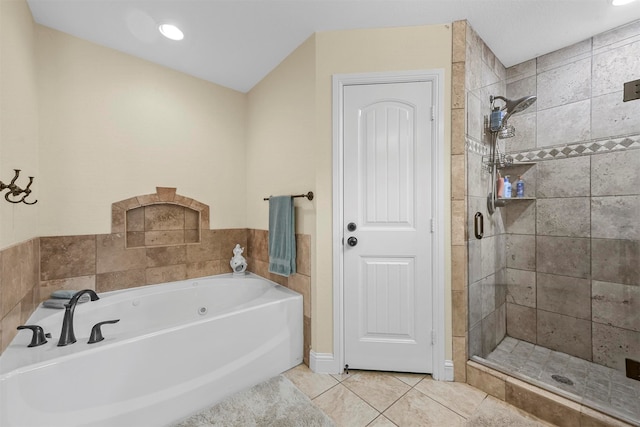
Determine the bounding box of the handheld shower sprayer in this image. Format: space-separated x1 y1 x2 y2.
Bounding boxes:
486 94 537 214
489 95 537 138
489 93 537 145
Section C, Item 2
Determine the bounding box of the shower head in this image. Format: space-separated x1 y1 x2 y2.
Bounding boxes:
492 95 537 122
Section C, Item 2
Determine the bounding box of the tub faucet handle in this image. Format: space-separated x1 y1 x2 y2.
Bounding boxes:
88 319 120 344
17 325 51 347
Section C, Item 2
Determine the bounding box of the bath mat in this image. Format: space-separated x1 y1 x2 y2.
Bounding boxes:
173 375 335 427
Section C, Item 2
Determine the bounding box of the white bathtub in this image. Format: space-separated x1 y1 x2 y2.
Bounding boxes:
0 273 303 427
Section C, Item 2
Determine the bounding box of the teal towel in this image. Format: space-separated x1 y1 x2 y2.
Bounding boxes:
42 297 91 309
42 299 67 309
51 290 82 299
268 196 296 277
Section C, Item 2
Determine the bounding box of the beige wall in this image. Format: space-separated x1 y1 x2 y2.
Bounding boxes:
0 0 40 248
246 24 453 356
246 34 316 235
247 25 451 357
313 25 453 354
36 26 247 237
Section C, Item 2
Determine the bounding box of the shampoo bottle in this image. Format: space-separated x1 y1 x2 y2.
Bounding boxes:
496 172 504 198
516 176 524 198
504 176 512 199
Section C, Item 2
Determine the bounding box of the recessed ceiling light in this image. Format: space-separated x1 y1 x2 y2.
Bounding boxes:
611 0 637 5
158 24 184 41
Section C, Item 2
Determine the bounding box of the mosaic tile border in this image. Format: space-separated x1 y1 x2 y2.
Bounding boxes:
466 137 490 156
507 135 640 162
466 135 640 161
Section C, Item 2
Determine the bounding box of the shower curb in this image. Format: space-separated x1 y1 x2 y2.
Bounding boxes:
466 360 636 427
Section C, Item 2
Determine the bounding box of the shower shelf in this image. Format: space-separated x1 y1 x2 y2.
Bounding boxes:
499 162 536 202
482 157 535 173
498 197 535 202
494 196 535 208
497 161 536 169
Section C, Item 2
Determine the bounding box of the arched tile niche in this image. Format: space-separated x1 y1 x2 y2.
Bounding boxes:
111 187 210 248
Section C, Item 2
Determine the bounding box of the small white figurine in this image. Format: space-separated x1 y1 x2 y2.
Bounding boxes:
230 244 247 275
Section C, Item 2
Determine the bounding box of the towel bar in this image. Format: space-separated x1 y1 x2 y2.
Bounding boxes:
263 191 313 201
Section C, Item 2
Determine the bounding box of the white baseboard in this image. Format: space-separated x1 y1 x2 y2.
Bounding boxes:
310 352 454 381
309 351 340 374
443 359 454 381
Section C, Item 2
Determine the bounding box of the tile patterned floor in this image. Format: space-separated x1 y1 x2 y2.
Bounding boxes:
284 364 555 427
485 337 640 424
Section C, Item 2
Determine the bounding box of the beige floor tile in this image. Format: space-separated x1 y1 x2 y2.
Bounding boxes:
313 383 379 427
464 395 554 427
384 389 466 427
342 371 411 412
331 372 352 382
392 372 427 387
414 375 487 418
368 415 398 426
284 364 339 399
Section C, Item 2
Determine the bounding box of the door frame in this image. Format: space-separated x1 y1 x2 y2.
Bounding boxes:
330 70 450 380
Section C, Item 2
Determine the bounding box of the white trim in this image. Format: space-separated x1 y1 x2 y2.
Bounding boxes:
443 360 455 381
309 351 339 374
331 70 449 379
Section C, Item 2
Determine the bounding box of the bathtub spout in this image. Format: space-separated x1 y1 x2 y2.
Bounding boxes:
57 289 100 346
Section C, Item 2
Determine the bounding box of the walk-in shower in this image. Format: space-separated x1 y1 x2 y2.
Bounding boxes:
462 19 639 427
486 95 537 214
469 90 640 425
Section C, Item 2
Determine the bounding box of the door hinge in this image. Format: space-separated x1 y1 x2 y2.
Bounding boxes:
431 330 436 345
430 218 435 233
431 106 435 121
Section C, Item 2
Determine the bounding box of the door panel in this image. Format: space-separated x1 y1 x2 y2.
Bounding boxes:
343 81 433 373
361 102 415 227
361 257 415 339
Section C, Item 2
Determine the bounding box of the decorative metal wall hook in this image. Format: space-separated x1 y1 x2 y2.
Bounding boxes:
0 169 38 205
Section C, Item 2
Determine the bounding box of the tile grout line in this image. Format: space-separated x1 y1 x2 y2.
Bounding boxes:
308 375 381 424
316 371 428 425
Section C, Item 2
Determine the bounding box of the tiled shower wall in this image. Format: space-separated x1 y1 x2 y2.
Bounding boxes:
0 191 312 364
502 20 640 373
454 20 509 362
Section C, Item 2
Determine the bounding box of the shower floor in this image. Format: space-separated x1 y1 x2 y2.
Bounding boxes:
484 336 640 425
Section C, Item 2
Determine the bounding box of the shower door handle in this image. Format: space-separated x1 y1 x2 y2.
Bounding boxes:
474 212 484 239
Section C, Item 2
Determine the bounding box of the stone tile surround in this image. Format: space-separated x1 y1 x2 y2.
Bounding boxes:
0 238 40 354
503 146 640 369
462 17 640 426
467 17 640 376
451 19 469 383
453 19 510 378
1 188 312 364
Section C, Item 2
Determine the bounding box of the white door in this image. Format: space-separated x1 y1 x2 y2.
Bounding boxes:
343 81 434 373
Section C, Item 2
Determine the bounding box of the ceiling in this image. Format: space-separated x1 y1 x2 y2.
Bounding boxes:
27 0 640 93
